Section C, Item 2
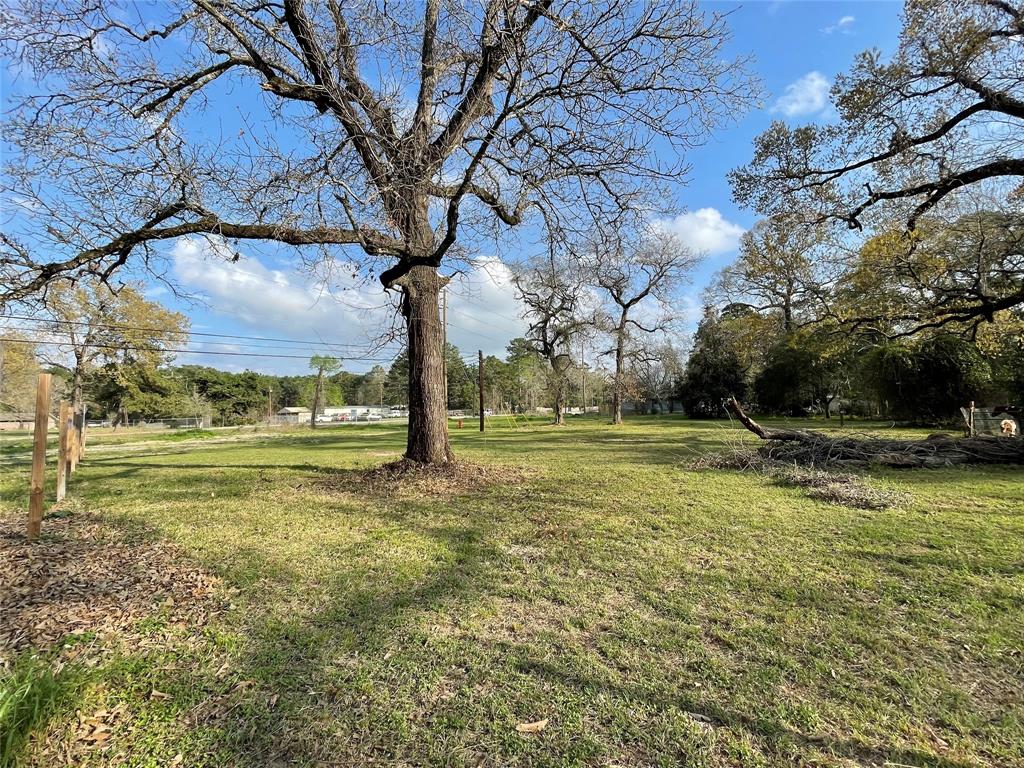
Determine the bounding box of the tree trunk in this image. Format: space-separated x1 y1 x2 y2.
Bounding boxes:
71 367 82 415
71 362 86 453
311 367 323 428
400 265 452 463
611 323 625 425
553 378 566 425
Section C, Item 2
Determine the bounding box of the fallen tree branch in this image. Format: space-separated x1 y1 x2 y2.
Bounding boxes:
725 398 816 442
725 398 1024 468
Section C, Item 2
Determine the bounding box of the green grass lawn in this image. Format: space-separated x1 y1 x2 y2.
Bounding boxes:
1 416 1022 767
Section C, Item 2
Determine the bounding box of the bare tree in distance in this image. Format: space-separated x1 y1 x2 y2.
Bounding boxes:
589 229 698 424
0 0 756 463
629 340 686 414
513 257 586 426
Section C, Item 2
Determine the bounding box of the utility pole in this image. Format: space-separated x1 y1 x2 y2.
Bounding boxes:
478 349 485 432
267 386 273 422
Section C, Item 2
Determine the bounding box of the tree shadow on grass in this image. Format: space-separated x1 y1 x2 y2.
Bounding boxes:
179 506 504 767
852 547 1024 579
512 652 984 768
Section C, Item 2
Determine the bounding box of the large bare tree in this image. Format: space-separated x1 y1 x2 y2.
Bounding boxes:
589 229 697 424
513 256 584 425
0 0 753 462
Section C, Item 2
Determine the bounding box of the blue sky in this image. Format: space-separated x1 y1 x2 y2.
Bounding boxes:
5 1 906 376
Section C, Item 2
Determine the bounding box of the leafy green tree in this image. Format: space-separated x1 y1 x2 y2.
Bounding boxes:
976 313 1024 404
861 335 993 422
309 355 343 427
381 359 406 407
679 308 748 418
838 213 1024 336
711 214 823 332
732 0 1023 331
92 362 191 423
176 366 271 425
0 333 41 412
35 280 188 425
444 345 475 410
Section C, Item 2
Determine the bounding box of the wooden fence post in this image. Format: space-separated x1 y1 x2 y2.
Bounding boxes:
68 423 78 474
56 400 70 502
77 406 86 460
28 373 52 539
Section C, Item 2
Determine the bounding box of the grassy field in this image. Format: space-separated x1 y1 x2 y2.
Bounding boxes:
1 416 1022 767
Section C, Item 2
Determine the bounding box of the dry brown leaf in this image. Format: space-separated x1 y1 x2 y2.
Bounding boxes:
515 718 549 734
0 511 223 664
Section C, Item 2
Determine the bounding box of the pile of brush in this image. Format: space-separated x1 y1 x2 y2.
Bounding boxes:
725 399 1024 468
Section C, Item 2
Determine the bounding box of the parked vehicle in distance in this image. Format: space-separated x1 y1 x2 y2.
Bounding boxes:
367 413 382 422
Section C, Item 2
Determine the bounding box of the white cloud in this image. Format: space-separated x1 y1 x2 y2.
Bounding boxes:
169 237 527 373
822 15 855 35
660 208 745 256
445 257 529 356
771 71 831 117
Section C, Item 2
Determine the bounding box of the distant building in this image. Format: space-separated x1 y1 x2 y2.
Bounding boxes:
0 412 57 431
275 406 311 424
322 406 392 421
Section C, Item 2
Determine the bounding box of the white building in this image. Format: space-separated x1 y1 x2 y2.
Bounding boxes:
322 406 393 421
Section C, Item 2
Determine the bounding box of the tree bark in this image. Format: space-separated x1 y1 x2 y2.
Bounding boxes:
400 265 452 463
71 360 86 453
71 360 83 421
725 397 816 442
311 366 323 428
611 336 624 426
553 378 566 425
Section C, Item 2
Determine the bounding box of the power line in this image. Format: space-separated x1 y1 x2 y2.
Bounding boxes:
0 336 397 362
0 313 385 350
3 311 517 359
446 305 525 333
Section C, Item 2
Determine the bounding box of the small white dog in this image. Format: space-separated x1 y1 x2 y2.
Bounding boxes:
1001 418 1018 437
